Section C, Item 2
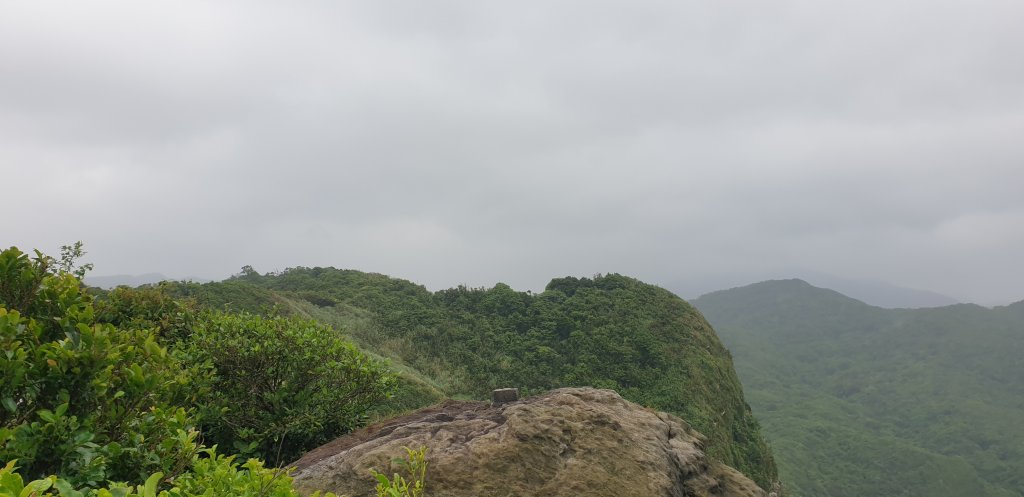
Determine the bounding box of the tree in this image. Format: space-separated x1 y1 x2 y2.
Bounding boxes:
57 241 93 279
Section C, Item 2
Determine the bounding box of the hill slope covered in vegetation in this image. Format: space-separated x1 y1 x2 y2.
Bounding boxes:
162 267 780 489
693 279 1024 497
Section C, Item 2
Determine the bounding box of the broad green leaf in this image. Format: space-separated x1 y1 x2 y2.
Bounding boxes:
19 478 53 497
142 472 162 497
53 478 84 497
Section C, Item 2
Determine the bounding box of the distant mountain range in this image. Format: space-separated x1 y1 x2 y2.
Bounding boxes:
672 273 961 310
794 272 960 308
693 279 1024 497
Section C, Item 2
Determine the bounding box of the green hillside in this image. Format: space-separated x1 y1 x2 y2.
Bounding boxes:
162 268 780 489
693 279 1024 497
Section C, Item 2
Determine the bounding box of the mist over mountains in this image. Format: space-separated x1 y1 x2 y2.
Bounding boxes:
791 272 961 308
672 273 963 309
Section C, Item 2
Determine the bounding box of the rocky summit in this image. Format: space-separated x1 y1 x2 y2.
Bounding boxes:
291 388 767 497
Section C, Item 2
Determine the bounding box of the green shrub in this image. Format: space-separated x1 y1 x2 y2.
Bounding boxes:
189 312 396 466
0 453 338 497
371 447 427 497
93 286 198 344
0 247 199 487
1 246 396 497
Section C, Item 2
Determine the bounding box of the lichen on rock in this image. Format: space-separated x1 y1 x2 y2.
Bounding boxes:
291 388 766 497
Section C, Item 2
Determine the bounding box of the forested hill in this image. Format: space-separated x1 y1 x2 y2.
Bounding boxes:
693 279 1024 497
160 268 779 489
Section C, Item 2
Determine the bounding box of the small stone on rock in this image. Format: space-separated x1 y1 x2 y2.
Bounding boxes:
492 388 519 404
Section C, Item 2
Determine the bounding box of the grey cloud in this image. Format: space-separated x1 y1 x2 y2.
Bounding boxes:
3 0 1024 305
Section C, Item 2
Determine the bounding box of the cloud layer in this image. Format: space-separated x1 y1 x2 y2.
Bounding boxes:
4 0 1024 304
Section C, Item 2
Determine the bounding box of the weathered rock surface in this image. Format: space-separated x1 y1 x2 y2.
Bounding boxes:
291 388 766 497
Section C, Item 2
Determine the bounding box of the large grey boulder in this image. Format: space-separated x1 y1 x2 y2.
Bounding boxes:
291 388 765 497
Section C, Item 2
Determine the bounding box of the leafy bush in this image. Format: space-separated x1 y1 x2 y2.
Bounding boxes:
92 278 400 467
0 453 338 497
189 312 396 466
1 246 357 496
0 247 199 487
93 285 198 344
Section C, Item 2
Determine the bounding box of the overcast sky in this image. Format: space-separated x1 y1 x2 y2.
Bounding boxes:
4 1 1023 305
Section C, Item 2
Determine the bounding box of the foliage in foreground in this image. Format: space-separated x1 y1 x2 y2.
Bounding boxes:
2 246 395 496
0 455 337 497
0 247 197 486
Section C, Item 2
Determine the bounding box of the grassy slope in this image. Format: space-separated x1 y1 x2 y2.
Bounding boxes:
165 269 779 489
693 279 1024 497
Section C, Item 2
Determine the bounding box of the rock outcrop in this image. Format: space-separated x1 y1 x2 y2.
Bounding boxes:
291 388 766 497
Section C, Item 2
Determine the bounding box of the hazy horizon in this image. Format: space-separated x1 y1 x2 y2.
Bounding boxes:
84 265 1020 310
6 1 1023 306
